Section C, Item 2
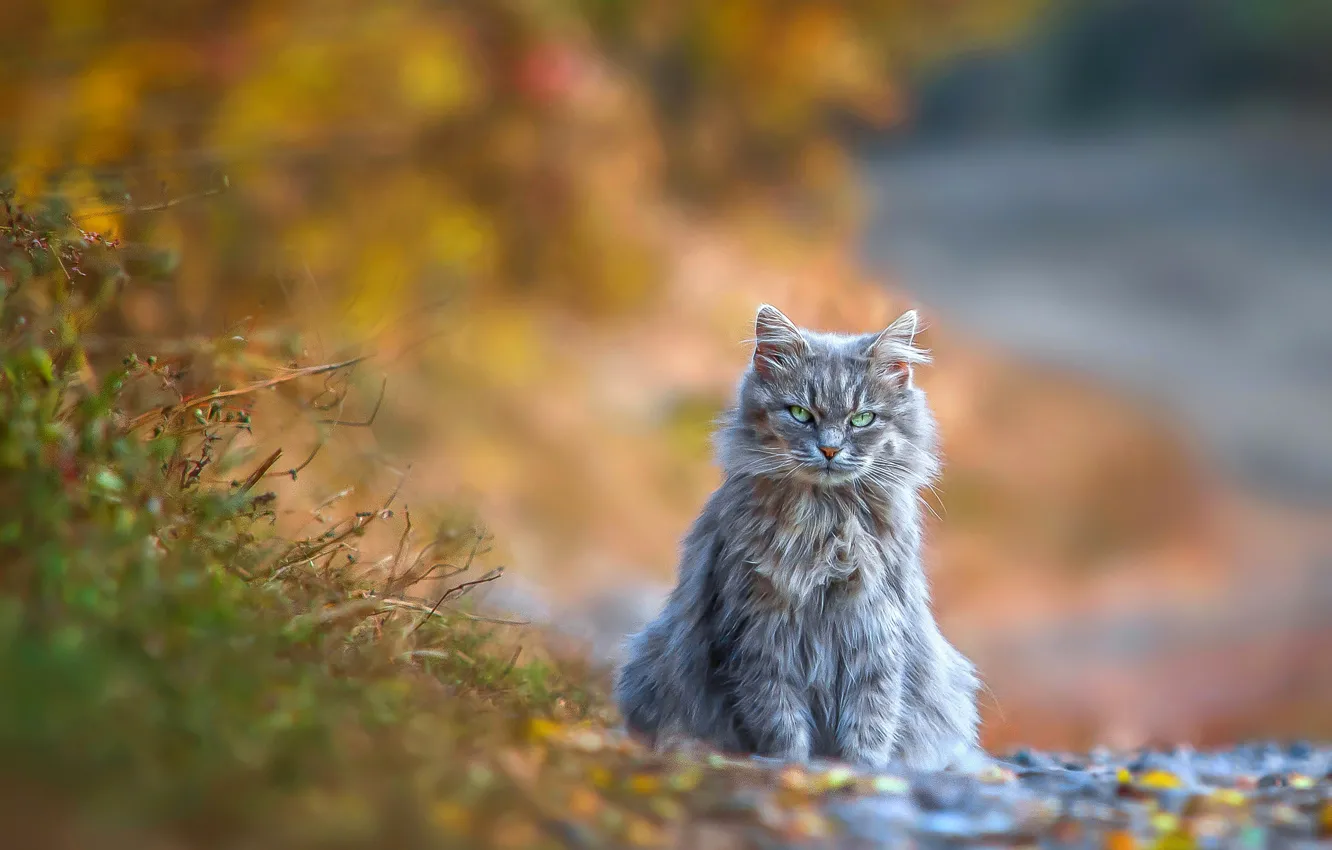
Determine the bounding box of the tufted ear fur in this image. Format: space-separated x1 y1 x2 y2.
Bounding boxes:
868 309 929 386
753 304 808 378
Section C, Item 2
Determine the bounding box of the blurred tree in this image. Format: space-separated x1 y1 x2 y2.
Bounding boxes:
0 0 1040 338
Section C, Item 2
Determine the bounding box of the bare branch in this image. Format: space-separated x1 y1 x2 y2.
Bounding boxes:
237 448 283 496
384 507 413 595
319 376 386 427
73 183 229 221
374 595 530 628
126 354 369 433
409 566 505 635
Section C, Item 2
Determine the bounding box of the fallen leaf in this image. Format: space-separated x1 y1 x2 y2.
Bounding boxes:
1139 770 1184 791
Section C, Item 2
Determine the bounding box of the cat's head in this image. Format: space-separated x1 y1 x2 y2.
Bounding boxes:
719 304 940 490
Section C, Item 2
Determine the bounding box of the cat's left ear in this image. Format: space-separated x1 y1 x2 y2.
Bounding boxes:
753 304 808 378
868 309 929 386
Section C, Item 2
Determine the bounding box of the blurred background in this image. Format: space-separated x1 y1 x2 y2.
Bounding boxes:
2 0 1329 752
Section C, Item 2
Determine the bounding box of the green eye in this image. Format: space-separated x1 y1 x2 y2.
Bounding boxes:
788 405 813 423
849 411 876 427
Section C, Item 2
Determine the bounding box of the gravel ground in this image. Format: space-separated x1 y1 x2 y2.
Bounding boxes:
825 744 1332 850
530 720 1332 849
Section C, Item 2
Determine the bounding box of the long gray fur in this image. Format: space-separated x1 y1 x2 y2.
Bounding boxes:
614 304 980 771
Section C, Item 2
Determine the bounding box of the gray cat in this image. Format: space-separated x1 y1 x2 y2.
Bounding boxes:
614 304 980 771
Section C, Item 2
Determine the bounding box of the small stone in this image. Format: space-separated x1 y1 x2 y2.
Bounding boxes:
911 774 975 811
915 810 973 837
1011 749 1039 768
828 796 914 841
972 809 1018 837
1270 803 1304 826
1287 740 1314 759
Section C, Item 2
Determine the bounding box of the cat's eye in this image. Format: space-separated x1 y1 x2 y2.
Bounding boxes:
788 405 813 423
849 411 876 427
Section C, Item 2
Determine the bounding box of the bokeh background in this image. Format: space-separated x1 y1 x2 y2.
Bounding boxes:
3 0 1330 752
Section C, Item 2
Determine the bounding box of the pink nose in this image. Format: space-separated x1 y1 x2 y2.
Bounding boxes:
819 445 840 459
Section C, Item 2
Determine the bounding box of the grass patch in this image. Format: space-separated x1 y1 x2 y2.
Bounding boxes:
0 193 615 847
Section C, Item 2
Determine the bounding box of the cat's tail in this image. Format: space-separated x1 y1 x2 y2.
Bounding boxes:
612 621 668 741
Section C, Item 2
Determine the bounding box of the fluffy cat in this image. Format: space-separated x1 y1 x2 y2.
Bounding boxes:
614 304 980 770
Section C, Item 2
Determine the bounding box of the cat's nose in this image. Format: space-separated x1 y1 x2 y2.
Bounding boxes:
819 445 841 459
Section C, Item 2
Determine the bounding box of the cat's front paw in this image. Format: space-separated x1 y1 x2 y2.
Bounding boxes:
896 732 978 772
758 726 813 764
854 749 898 774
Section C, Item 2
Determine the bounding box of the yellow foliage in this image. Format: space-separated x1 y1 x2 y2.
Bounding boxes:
346 240 411 336
397 30 479 117
3 0 1035 331
426 204 496 277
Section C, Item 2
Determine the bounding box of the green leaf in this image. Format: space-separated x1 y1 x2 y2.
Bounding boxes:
93 468 125 493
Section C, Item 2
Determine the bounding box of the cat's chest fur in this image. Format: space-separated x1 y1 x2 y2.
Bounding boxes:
726 481 896 610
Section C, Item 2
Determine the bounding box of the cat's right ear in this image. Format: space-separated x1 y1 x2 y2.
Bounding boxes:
868 309 929 386
753 304 807 378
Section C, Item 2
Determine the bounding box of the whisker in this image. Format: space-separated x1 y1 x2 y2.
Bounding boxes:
921 484 947 518
917 495 943 523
